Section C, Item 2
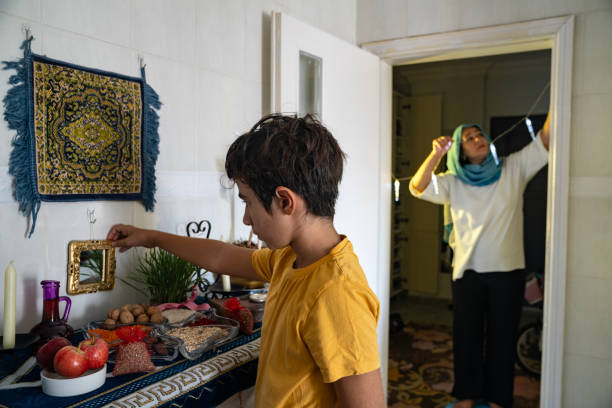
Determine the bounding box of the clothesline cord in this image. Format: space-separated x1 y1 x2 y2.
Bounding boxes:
392 81 550 182
490 82 550 144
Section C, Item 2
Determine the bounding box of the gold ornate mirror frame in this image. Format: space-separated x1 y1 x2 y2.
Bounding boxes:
67 240 116 295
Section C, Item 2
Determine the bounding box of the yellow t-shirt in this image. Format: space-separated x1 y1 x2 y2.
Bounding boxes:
251 236 380 407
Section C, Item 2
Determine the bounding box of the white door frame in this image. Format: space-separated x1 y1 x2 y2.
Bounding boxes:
362 15 574 408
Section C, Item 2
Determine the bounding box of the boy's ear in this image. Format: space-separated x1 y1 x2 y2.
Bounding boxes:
274 186 297 215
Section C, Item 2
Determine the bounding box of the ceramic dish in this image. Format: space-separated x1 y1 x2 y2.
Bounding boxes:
41 364 106 397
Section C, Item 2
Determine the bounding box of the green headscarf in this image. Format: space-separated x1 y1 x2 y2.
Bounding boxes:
446 123 501 186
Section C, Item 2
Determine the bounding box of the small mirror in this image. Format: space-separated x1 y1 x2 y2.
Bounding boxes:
67 240 116 295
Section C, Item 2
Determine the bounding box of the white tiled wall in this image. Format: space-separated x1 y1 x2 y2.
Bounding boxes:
563 353 612 407
357 0 612 404
579 8 612 95
571 93 612 176
0 0 358 332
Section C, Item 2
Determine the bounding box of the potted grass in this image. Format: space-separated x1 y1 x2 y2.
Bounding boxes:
120 248 201 304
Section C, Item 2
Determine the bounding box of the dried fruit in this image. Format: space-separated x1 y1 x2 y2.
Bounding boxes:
153 343 168 355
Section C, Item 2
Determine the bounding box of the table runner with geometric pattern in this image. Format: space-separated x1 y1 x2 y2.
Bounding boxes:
0 327 261 408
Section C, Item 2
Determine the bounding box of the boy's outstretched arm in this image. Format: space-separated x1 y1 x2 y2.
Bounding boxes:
333 369 385 408
106 224 260 280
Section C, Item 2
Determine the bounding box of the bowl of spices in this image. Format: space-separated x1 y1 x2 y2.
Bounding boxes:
86 324 179 361
86 323 154 349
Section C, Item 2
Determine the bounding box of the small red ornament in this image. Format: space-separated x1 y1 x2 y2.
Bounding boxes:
223 298 254 335
115 325 148 343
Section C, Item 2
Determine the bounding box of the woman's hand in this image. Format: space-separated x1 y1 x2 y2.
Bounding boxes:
106 224 157 253
411 136 452 193
541 111 550 150
432 136 453 155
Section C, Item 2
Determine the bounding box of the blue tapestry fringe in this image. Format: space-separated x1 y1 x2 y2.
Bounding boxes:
2 38 39 237
2 39 161 237
141 66 161 212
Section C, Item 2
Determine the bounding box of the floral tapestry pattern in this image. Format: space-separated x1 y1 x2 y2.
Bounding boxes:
33 59 143 196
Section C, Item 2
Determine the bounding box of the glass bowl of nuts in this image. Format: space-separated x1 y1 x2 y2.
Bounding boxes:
101 303 168 328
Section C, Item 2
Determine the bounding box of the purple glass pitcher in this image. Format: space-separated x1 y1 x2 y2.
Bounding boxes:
30 280 74 349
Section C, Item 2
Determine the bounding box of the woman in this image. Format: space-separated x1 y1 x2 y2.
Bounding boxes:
410 113 550 408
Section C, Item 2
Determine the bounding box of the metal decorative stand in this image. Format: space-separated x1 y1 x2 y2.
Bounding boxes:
186 220 211 238
185 220 216 293
185 220 267 300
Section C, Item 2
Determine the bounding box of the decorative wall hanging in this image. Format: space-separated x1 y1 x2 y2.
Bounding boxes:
2 36 161 237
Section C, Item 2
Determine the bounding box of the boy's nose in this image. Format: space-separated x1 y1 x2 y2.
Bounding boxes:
243 211 252 226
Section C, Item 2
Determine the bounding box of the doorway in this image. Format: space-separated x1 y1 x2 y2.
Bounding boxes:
363 15 573 408
388 50 551 407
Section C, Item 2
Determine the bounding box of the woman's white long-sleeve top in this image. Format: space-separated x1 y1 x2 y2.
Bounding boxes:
409 133 548 281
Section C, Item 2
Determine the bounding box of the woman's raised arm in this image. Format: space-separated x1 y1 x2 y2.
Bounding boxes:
410 136 452 193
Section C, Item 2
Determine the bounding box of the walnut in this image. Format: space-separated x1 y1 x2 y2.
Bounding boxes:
149 313 164 324
119 310 134 324
136 313 149 323
131 305 145 316
147 306 161 316
110 308 121 321
104 318 117 328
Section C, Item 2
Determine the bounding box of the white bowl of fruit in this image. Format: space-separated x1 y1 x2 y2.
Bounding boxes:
37 336 109 397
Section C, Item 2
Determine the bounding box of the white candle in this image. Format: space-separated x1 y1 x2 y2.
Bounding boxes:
222 274 231 292
3 261 16 349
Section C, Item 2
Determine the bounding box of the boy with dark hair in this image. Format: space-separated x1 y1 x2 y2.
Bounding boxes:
107 114 385 407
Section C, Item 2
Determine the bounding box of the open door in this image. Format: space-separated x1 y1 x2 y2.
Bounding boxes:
271 11 391 390
402 95 442 294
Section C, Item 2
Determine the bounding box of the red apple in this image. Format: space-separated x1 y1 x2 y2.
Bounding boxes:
78 336 109 369
36 337 72 372
53 345 88 378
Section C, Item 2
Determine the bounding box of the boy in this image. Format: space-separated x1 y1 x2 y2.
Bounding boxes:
107 114 385 407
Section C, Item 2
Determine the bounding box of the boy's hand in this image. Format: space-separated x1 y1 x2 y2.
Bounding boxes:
106 224 156 253
432 136 452 156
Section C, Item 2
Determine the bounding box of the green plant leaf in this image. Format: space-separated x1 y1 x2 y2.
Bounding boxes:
120 248 201 303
